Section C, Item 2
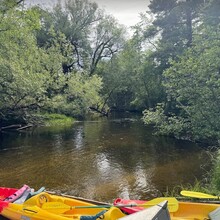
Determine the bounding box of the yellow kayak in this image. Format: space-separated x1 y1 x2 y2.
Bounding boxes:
114 197 220 220
170 201 220 220
0 191 126 220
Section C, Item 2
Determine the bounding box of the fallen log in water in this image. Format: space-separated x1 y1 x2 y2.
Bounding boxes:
88 106 109 117
0 124 33 131
16 125 33 131
0 124 22 131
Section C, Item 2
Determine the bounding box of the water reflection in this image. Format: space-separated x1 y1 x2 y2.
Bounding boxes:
73 126 84 149
0 114 214 202
96 153 112 179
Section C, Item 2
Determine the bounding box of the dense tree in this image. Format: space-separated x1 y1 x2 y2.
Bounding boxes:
166 40 220 141
143 0 220 143
96 55 134 112
45 72 102 117
96 36 164 112
0 2 104 125
0 7 49 124
35 0 125 75
145 0 206 69
89 14 125 76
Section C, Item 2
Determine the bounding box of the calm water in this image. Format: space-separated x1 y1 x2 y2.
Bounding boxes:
0 113 213 202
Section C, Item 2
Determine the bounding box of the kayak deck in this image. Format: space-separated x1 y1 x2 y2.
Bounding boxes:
0 191 126 220
170 201 220 220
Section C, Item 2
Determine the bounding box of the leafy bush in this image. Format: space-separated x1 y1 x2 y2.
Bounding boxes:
142 103 190 139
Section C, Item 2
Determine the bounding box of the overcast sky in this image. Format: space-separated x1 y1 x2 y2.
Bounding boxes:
94 0 150 27
25 0 150 27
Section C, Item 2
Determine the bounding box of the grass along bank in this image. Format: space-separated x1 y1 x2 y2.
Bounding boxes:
42 113 75 127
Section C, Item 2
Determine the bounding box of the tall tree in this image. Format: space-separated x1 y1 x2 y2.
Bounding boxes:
142 0 220 143
35 0 125 75
89 15 125 76
146 0 205 69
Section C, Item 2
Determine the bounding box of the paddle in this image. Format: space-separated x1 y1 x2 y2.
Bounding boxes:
41 197 179 214
180 190 220 199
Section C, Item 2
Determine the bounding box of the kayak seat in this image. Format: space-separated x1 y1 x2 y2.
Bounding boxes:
25 187 45 201
209 207 220 220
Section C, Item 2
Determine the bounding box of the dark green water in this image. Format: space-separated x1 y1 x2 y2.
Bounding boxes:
0 113 213 202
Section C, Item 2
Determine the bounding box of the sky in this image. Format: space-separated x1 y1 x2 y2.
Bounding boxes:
25 0 150 27
93 0 150 27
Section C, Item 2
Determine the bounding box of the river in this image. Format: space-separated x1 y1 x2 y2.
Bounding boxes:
0 113 213 202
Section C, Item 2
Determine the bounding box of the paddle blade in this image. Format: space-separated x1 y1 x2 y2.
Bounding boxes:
42 202 107 214
180 190 219 199
144 197 178 212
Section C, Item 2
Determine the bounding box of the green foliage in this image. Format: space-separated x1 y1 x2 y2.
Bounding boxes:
130 52 165 109
89 14 126 75
163 33 220 142
146 0 206 70
35 0 126 75
97 37 165 111
141 0 220 144
45 73 103 117
142 103 190 138
0 7 49 123
144 31 220 143
210 150 220 192
0 2 104 124
0 0 24 13
202 0 220 27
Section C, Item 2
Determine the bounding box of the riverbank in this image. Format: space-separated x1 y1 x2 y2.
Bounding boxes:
0 113 75 132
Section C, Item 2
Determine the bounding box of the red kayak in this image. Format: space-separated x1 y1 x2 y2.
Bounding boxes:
0 185 30 203
113 198 145 214
0 187 17 215
0 187 17 201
